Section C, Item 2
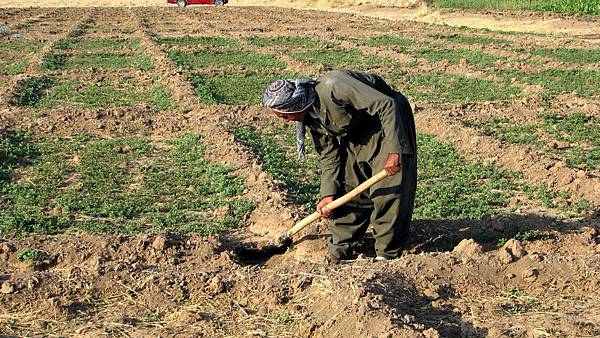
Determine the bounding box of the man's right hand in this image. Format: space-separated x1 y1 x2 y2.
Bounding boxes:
317 195 335 218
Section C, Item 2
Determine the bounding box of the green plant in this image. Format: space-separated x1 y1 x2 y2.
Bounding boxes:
412 47 510 68
415 134 517 219
523 47 600 64
500 69 600 99
41 52 154 71
168 49 286 70
54 38 140 50
428 33 511 46
156 35 240 47
189 71 296 105
230 124 320 208
40 53 67 70
292 47 388 70
0 59 28 75
0 133 254 237
245 35 326 49
9 76 54 107
17 248 47 261
496 229 552 248
275 312 294 325
37 79 174 110
390 72 521 103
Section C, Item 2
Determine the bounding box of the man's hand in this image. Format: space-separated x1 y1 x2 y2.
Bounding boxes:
317 195 335 218
384 153 402 176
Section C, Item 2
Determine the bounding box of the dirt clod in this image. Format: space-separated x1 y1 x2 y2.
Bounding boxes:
522 268 539 282
452 239 483 257
498 239 527 264
1 281 15 294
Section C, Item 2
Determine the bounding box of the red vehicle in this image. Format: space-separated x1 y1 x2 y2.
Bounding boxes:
168 0 227 7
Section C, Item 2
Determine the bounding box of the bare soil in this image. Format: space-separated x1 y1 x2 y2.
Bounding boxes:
1 4 599 337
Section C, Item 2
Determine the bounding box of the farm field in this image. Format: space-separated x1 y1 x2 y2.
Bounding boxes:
1 5 600 337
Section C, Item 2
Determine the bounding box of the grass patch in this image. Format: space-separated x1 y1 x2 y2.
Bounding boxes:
413 47 508 67
245 35 326 49
41 52 153 71
10 76 55 107
361 35 414 49
292 47 388 70
156 35 241 47
230 124 320 208
501 68 600 99
17 248 48 261
391 72 521 103
37 78 174 110
189 71 295 105
0 59 29 76
496 229 552 248
429 33 511 46
0 132 254 237
430 0 600 15
54 38 141 50
415 134 517 219
0 41 43 53
463 118 542 146
521 48 600 64
168 49 286 70
467 113 600 169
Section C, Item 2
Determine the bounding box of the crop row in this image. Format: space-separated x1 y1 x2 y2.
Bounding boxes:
0 131 254 237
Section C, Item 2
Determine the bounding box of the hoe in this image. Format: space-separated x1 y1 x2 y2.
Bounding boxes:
237 169 392 260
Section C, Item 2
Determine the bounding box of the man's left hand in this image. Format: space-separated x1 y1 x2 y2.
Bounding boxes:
384 153 402 176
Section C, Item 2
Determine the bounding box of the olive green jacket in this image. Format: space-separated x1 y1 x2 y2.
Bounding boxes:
304 70 415 198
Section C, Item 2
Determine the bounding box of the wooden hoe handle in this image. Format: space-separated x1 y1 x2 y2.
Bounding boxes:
285 169 390 238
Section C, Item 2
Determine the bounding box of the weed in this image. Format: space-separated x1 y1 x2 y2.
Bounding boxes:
524 47 600 64
41 52 153 71
415 134 517 219
390 72 521 103
497 229 552 248
230 124 320 208
9 76 54 107
0 130 39 180
292 47 388 70
168 49 286 70
500 287 538 314
413 47 509 67
275 312 294 325
428 33 511 46
54 38 140 50
500 69 600 99
188 71 296 105
17 248 47 261
465 118 542 146
156 35 240 47
37 79 174 110
40 53 67 70
0 133 254 236
245 35 326 49
361 35 413 49
0 59 29 75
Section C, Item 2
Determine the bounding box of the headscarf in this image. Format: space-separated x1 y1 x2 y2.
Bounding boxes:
262 78 316 160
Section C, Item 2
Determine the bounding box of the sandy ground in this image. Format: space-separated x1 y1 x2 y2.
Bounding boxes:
0 0 598 38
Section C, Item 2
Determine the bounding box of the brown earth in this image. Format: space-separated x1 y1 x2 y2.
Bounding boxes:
1 4 600 338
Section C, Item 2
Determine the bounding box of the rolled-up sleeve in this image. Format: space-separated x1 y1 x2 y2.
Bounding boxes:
310 128 341 197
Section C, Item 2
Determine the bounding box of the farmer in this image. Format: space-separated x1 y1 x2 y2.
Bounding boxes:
262 69 417 264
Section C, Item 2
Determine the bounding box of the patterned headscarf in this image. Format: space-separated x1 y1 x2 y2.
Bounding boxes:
262 79 316 160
